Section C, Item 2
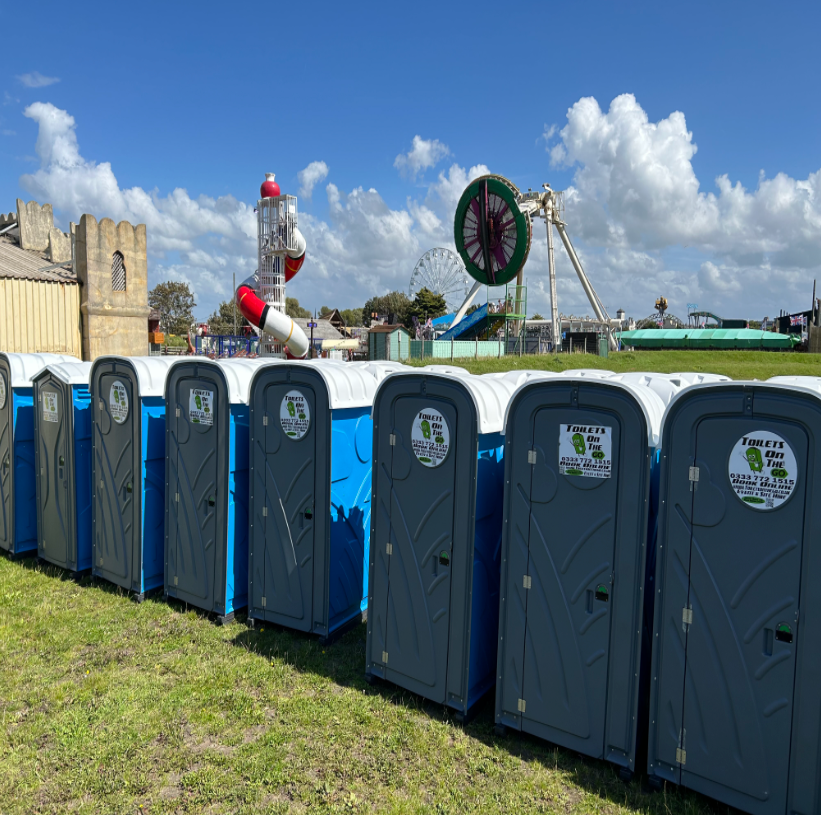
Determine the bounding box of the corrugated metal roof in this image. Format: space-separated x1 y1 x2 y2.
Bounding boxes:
0 235 77 284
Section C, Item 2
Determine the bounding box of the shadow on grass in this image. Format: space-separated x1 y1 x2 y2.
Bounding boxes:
230 619 729 814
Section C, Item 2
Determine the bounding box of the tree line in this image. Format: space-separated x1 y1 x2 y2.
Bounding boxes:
148 281 450 336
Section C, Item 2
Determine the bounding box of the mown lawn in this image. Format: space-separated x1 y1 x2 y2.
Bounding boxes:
0 556 733 815
408 349 821 381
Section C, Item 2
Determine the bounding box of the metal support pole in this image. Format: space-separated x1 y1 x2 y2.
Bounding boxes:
555 223 618 351
546 206 560 354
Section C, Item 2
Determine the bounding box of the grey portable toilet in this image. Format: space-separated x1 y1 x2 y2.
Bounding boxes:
32 361 94 572
0 353 80 556
164 357 276 623
648 378 821 815
365 367 521 719
248 360 407 639
90 356 184 599
494 372 665 779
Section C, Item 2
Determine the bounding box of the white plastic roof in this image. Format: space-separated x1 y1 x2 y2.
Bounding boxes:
250 359 412 410
503 372 667 446
90 355 187 398
188 358 281 404
666 372 732 387
374 366 525 435
607 372 688 406
767 375 821 396
559 369 615 379
37 361 93 386
0 352 81 388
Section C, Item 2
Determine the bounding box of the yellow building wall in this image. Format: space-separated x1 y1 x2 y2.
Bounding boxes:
0 278 82 356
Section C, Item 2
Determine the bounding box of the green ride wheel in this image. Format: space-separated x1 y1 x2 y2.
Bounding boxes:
454 174 532 287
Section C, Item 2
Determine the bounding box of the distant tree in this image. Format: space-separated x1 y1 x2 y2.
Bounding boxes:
286 297 311 318
149 281 196 335
340 308 363 327
207 299 249 335
466 304 479 316
319 306 332 317
362 291 412 327
407 288 447 324
530 313 545 320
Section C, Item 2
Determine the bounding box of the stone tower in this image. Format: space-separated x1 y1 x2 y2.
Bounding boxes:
75 215 150 360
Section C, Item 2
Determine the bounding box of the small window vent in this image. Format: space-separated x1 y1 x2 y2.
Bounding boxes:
111 251 126 291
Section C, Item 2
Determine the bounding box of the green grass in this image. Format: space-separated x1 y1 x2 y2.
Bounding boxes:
407 349 821 381
0 559 733 814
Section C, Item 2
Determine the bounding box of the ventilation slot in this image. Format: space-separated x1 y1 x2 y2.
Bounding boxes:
111 251 126 291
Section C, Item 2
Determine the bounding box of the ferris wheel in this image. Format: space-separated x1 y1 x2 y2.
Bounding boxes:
409 248 470 312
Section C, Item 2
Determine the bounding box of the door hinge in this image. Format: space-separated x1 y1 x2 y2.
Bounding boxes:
682 606 693 626
689 466 699 491
676 747 686 765
175 407 181 417
98 557 104 567
98 399 104 411
523 575 532 590
100 479 104 489
389 433 396 446
262 506 268 517
263 415 269 426
527 449 537 465
174 576 178 586
175 493 180 502
517 698 527 713
382 651 389 664
386 543 393 555
261 596 266 607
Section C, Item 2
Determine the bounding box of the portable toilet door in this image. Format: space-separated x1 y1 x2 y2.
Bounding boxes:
248 360 407 639
0 353 80 556
495 374 665 779
33 361 94 572
90 356 183 599
647 381 821 815
164 358 274 623
366 369 518 718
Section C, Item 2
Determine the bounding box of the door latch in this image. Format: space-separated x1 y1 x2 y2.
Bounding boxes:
386 543 393 556
517 698 527 713
527 450 537 465
389 433 396 446
523 575 532 590
682 606 693 627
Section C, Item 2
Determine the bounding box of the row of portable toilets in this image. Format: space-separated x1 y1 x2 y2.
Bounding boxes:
1 352 820 815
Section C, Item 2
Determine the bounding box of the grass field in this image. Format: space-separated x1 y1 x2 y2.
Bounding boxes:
407 349 821 381
2 350 798 814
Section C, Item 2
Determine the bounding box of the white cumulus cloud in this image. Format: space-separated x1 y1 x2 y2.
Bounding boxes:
394 136 450 179
536 93 821 319
297 160 329 198
18 102 488 317
17 72 60 88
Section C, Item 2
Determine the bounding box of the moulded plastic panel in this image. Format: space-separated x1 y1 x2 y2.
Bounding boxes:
648 383 821 815
367 371 509 716
0 367 12 551
495 378 656 775
34 373 93 572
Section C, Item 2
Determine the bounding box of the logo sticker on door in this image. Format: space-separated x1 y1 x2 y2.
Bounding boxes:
189 389 214 425
729 430 797 510
42 391 59 423
559 424 612 478
0 373 6 409
109 380 129 424
280 390 310 439
411 408 450 468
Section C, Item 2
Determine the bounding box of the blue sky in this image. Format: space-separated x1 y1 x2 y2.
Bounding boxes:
1 0 819 322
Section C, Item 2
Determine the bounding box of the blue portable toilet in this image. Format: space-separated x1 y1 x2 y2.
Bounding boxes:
494 371 666 778
247 360 408 639
164 357 277 623
365 367 523 719
32 361 94 572
0 353 80 556
90 356 184 600
647 377 821 815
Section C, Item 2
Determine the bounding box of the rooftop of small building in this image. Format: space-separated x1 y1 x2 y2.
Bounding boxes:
0 232 76 284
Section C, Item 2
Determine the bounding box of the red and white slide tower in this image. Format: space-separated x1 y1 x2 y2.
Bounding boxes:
235 173 310 357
